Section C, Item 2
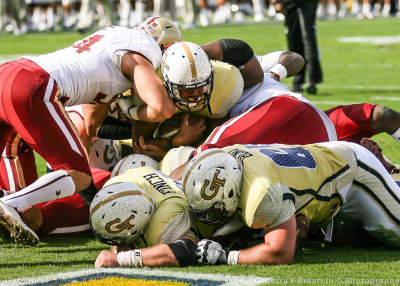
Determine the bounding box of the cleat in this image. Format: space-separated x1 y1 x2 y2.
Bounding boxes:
360 138 400 174
0 201 39 246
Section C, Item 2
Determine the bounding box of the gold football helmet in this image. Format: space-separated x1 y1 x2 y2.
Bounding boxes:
139 16 183 52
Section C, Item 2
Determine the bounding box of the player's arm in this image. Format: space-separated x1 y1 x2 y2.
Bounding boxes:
236 215 296 264
201 39 264 89
121 52 175 122
170 160 190 180
81 103 112 137
95 236 197 268
256 51 304 81
197 215 296 265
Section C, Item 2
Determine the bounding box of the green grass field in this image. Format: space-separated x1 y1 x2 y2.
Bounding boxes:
1 17 400 285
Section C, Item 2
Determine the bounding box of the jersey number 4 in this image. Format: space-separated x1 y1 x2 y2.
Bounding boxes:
73 35 104 53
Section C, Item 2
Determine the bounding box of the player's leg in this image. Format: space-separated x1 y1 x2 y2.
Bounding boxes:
199 96 333 151
0 129 39 193
0 59 92 245
325 103 377 142
339 142 400 248
325 103 400 144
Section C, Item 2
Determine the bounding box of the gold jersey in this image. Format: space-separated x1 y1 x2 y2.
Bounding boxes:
222 144 355 229
195 60 244 118
104 166 196 247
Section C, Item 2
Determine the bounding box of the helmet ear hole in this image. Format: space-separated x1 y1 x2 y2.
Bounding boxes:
228 189 234 198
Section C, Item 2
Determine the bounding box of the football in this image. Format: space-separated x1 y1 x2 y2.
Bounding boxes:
157 113 203 140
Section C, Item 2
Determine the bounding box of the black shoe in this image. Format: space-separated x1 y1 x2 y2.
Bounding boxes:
306 85 317 94
292 84 304 92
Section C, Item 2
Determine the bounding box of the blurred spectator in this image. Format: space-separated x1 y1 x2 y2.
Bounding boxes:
1 0 398 36
0 0 27 34
76 0 113 32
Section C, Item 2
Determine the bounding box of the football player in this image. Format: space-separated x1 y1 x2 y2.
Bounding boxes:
0 16 181 246
182 143 400 265
130 40 311 158
91 165 198 268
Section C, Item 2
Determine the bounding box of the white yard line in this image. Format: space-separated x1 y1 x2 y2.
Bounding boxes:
0 268 273 286
338 35 400 45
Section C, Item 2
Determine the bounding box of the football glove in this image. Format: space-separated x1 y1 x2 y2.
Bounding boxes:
196 239 228 265
115 96 139 120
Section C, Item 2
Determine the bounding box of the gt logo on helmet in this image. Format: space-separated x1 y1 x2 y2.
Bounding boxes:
201 170 226 200
105 214 136 234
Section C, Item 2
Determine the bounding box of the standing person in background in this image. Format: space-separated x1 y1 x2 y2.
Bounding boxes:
277 0 323 94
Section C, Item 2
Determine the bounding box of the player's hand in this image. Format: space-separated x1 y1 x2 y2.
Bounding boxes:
174 114 206 146
196 239 228 265
95 250 119 268
133 135 167 161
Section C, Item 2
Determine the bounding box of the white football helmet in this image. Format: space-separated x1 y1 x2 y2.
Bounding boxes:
90 182 154 246
88 139 122 171
183 148 243 225
111 154 159 177
139 16 183 52
161 41 214 114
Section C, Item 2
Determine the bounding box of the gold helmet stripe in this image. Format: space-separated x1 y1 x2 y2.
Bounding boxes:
182 42 197 78
90 190 153 217
182 149 226 194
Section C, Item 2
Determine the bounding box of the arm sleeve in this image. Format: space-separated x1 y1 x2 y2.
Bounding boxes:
255 51 285 73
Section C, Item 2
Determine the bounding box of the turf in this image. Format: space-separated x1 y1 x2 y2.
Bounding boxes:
1 17 400 284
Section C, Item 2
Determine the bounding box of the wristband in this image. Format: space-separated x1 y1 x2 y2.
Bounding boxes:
127 106 140 121
117 249 143 267
391 127 400 143
267 64 287 82
227 250 240 265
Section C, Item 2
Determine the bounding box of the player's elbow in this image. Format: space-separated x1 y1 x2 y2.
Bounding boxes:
279 51 305 77
147 102 175 122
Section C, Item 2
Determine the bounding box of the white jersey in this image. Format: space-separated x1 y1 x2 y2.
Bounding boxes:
230 74 293 117
24 26 161 106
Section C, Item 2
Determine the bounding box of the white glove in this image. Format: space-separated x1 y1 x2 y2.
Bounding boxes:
196 239 227 265
115 96 139 120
